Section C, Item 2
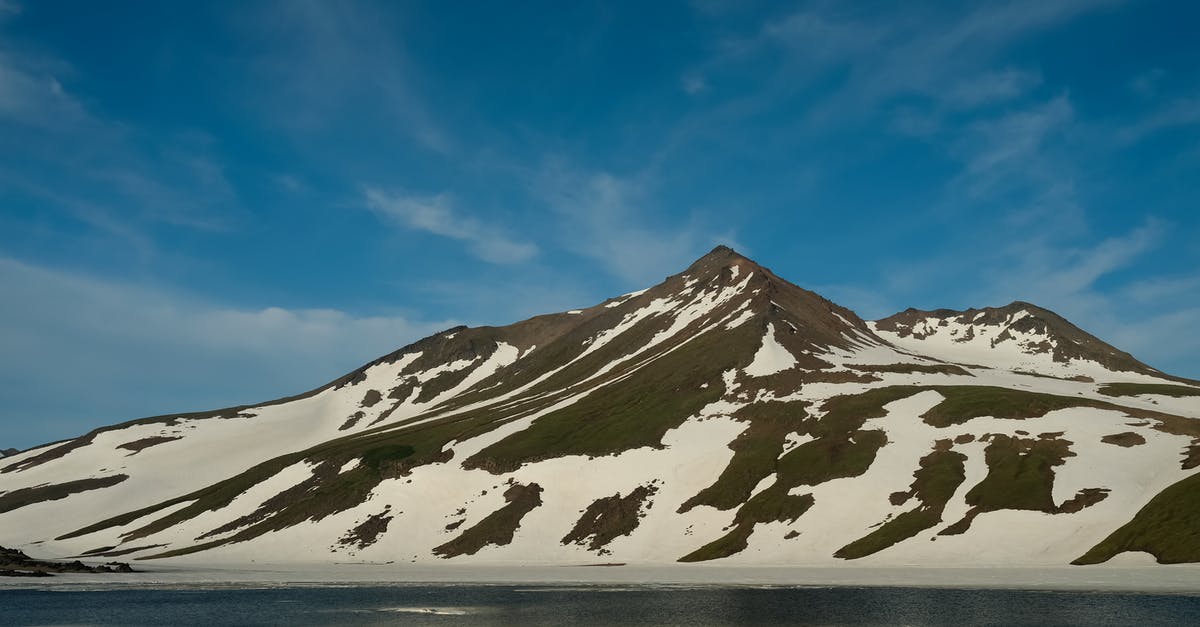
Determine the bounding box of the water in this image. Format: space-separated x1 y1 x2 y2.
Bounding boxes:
4 584 1200 625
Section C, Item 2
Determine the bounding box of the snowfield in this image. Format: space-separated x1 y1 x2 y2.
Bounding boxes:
2 247 1198 579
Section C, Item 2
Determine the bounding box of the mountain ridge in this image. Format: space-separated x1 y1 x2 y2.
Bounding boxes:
2 247 1198 568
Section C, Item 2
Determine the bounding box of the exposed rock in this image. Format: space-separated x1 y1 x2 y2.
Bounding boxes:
1 545 135 577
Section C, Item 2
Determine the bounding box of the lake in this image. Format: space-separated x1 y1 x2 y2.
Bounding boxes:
4 583 1200 625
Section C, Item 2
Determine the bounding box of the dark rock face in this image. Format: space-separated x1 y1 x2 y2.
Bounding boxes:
0 545 136 577
562 484 658 553
0 448 16 458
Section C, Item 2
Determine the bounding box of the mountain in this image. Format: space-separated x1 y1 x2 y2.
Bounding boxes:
0 449 16 458
2 246 1199 568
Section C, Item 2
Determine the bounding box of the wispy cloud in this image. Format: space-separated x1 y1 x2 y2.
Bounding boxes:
737 1 1114 119
1117 96 1200 144
242 0 452 155
0 50 85 127
955 95 1074 196
942 69 1043 110
681 73 708 95
0 26 242 252
0 255 454 448
364 189 538 264
534 162 734 285
0 1 20 21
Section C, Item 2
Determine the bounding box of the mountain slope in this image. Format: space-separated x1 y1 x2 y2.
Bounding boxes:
2 247 1198 568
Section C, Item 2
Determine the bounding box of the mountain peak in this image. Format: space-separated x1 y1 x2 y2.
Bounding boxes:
873 301 1175 379
3 248 1198 570
683 244 753 274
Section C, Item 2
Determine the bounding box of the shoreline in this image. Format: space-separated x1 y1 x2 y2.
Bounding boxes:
3 562 1199 594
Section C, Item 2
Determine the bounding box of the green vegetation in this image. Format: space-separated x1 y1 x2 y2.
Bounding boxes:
1098 383 1200 398
1100 432 1147 447
835 448 966 559
812 386 926 436
464 324 756 473
434 483 543 558
360 445 415 471
1075 472 1200 564
116 436 182 455
0 475 128 514
679 402 808 513
678 522 757 562
964 434 1071 512
562 485 657 552
847 363 973 377
679 389 904 562
921 386 1101 428
936 433 1107 536
1011 370 1093 382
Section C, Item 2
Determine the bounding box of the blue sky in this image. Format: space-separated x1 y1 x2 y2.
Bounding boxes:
1 0 1198 449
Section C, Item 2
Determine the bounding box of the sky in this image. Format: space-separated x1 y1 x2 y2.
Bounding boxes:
1 0 1198 449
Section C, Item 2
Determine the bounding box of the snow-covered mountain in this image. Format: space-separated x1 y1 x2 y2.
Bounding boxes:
2 246 1199 567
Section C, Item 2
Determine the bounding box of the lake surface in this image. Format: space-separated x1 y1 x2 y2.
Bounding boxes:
4 583 1200 625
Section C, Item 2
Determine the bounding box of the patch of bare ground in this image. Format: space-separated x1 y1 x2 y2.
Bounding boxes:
1101 432 1147 447
1 546 134 577
339 411 365 431
679 388 913 562
835 443 967 559
0 475 128 514
847 363 974 377
433 483 543 558
336 507 394 550
1012 370 1094 382
562 484 658 553
78 544 167 558
937 434 1107 536
117 435 182 455
359 389 383 408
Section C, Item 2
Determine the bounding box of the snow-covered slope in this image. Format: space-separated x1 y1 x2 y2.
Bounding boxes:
2 246 1199 568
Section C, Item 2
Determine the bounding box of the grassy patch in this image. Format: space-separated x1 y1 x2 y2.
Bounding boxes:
921 386 1100 427
464 324 756 473
116 436 182 455
1075 472 1200 564
678 523 756 563
0 475 128 514
811 386 925 436
562 484 657 553
835 448 967 559
678 387 919 562
1098 383 1200 398
335 507 393 551
434 483 543 558
1101 432 1146 447
360 445 415 472
678 493 815 563
964 434 1071 512
679 401 808 513
848 363 973 377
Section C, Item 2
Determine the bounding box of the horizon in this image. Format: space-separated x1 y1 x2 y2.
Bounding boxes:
2 1 1199 448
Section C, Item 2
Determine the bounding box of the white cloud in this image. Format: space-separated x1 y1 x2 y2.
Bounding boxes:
0 255 453 448
364 189 538 264
534 163 732 285
681 74 708 95
1117 96 1200 144
942 69 1042 109
0 1 19 25
0 51 85 127
959 96 1073 187
747 1 1110 119
243 1 452 154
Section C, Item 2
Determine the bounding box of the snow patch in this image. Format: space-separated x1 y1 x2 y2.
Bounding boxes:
744 323 797 377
